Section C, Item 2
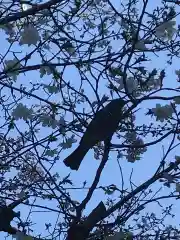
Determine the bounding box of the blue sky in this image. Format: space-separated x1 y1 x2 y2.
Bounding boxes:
1 0 180 239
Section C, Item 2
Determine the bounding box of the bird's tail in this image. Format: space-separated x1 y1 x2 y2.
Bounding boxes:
63 145 88 170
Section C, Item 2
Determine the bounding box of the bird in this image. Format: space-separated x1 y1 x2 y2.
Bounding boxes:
63 98 126 170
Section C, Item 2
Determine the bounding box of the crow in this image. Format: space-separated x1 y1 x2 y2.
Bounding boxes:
63 98 126 170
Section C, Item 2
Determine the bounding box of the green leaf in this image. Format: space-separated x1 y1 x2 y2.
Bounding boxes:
48 135 57 142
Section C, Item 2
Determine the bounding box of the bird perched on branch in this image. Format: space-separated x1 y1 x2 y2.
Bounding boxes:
63 98 126 170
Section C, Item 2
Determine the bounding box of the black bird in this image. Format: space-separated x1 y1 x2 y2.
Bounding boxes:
63 98 126 170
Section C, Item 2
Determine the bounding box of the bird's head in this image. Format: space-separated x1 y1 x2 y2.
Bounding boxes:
107 98 127 110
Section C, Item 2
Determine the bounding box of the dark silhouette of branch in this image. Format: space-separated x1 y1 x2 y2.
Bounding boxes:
0 196 29 234
66 159 180 239
102 160 180 220
77 140 111 213
66 140 111 240
0 0 64 25
67 201 107 240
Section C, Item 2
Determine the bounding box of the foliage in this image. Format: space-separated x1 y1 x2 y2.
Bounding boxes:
0 0 180 239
